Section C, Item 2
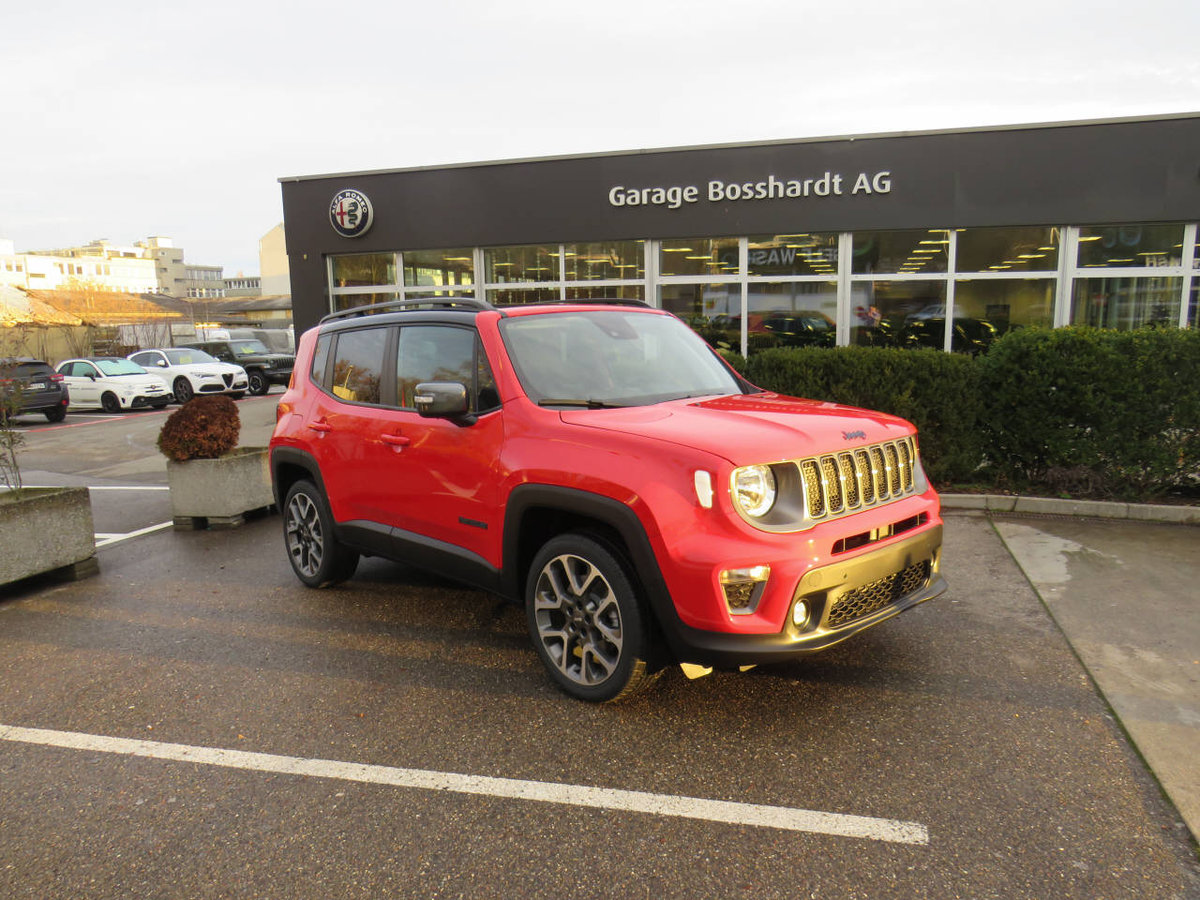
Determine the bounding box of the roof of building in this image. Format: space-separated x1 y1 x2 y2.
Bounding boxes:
0 285 83 327
25 289 184 326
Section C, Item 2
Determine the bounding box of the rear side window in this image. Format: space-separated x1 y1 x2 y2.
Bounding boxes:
330 327 387 404
310 334 331 386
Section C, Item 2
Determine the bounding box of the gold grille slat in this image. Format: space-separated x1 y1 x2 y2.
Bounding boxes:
820 456 843 513
838 453 860 508
800 460 824 518
855 449 874 504
884 444 901 494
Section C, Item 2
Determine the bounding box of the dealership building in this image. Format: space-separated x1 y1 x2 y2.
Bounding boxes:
279 113 1199 355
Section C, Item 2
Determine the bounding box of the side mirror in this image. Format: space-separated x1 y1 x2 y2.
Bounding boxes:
414 382 474 425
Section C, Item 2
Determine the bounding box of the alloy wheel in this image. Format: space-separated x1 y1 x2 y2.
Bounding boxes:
532 553 624 688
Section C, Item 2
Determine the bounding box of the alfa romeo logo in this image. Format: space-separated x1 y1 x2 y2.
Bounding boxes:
329 189 374 238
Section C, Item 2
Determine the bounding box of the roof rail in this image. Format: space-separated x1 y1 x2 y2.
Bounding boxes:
493 298 652 309
320 297 494 323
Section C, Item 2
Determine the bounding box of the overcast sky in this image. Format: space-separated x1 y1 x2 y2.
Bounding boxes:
2 0 1197 278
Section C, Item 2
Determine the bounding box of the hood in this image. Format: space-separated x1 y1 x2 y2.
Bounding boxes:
560 392 914 465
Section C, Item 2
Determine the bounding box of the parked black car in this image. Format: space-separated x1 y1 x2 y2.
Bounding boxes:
0 357 70 423
179 339 294 396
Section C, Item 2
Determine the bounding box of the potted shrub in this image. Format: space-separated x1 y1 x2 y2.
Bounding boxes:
159 395 274 529
0 377 97 587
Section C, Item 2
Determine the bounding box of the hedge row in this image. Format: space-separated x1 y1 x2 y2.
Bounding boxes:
728 327 1200 501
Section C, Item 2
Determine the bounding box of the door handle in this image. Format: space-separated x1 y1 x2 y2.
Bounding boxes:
380 433 410 447
307 420 333 433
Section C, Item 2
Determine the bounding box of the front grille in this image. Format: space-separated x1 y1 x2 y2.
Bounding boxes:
827 560 931 628
222 373 234 387
796 436 919 523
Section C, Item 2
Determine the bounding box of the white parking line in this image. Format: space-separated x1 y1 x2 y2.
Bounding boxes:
95 522 174 547
0 724 928 845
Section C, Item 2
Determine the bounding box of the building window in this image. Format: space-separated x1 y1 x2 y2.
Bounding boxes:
852 229 950 275
332 253 397 288
1077 223 1185 269
850 280 948 349
747 232 838 277
659 237 739 277
563 240 645 281
403 248 474 288
1071 277 1183 329
484 245 559 283
958 226 1060 272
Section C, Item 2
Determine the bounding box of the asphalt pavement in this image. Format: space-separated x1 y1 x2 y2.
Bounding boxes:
1 399 1198 898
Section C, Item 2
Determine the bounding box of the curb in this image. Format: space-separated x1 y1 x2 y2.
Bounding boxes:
940 493 1199 525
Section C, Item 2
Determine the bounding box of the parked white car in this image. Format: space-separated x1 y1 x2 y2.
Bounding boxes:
54 357 171 413
128 347 249 404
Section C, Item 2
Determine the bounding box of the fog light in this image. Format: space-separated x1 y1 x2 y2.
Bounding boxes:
720 565 770 615
792 599 810 629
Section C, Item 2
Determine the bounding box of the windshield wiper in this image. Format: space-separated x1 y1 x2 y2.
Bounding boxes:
537 398 626 409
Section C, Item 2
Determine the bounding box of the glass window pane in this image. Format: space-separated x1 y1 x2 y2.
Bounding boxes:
1190 281 1198 328
747 233 839 277
484 245 559 283
403 248 474 287
1076 223 1185 268
660 237 739 277
330 327 387 405
564 240 645 281
311 333 331 385
331 253 396 287
851 281 948 348
564 285 645 302
331 291 399 313
396 326 476 409
660 283 740 331
748 282 838 349
953 279 1054 340
957 226 1060 272
1071 277 1183 328
852 229 949 275
486 287 560 306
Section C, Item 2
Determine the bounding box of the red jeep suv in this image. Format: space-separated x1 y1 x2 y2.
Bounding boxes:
270 299 946 701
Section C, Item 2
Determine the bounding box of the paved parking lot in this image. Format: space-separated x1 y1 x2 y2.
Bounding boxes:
1 402 1198 898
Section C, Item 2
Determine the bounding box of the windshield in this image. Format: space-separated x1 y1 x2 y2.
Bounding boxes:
229 340 271 356
499 309 745 407
165 349 218 365
96 359 148 376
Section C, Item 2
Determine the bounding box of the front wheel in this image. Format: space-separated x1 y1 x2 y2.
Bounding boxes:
283 479 359 588
247 370 269 396
173 376 194 404
526 534 658 702
100 392 120 413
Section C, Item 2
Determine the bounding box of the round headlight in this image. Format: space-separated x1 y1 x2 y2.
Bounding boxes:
732 465 777 518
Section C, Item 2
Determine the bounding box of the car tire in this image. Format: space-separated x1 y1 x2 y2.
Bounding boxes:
248 370 269 396
526 533 658 702
44 406 66 423
100 392 121 413
283 479 359 588
173 376 194 404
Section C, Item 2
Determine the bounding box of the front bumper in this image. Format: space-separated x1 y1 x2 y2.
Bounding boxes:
665 525 946 667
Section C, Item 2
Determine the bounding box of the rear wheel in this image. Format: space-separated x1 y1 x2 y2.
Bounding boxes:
173 376 194 404
283 479 359 588
44 406 66 423
100 392 120 413
526 534 658 702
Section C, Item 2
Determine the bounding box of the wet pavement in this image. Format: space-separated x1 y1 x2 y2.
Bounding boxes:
1 404 1198 897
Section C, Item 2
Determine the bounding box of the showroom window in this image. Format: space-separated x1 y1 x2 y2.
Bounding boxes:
403 248 474 288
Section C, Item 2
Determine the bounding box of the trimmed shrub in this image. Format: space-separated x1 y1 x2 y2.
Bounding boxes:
977 326 1200 498
744 345 985 484
157 395 241 461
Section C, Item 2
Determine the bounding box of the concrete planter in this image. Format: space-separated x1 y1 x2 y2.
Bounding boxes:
0 487 98 587
166 446 275 529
